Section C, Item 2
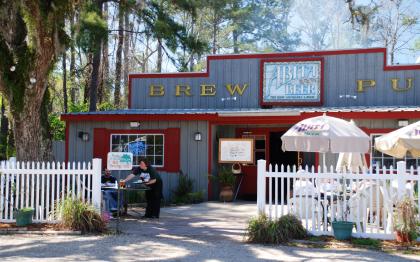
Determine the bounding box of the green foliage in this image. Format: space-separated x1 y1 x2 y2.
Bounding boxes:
351 238 381 249
187 191 204 204
210 166 236 187
76 2 108 53
69 102 89 113
394 197 417 234
172 172 193 204
56 196 106 233
49 113 65 140
98 101 116 111
246 214 306 244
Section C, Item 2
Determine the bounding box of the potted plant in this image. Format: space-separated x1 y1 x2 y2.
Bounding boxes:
14 207 34 227
331 175 354 240
210 166 236 202
393 197 417 243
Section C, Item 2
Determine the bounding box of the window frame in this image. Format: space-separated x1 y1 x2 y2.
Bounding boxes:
370 133 418 170
110 133 165 167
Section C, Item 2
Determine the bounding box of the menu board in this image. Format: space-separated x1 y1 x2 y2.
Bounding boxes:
218 138 254 163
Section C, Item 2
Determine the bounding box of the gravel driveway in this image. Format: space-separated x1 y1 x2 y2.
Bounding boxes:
0 201 418 261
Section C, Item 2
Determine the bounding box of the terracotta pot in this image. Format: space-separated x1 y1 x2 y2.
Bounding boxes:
395 231 411 243
219 185 234 202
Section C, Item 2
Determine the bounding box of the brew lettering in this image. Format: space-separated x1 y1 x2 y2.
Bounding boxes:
175 85 192 96
226 84 248 96
147 83 249 97
149 85 165 96
200 84 216 96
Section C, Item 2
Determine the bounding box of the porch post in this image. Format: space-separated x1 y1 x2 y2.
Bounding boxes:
257 159 266 215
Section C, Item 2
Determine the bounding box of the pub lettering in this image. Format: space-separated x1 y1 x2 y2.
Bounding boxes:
149 84 249 97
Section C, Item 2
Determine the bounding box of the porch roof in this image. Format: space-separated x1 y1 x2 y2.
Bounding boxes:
63 105 420 117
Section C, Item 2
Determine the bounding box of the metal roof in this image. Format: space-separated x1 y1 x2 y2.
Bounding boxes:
64 106 420 116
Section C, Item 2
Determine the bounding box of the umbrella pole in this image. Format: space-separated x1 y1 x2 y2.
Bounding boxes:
323 153 326 172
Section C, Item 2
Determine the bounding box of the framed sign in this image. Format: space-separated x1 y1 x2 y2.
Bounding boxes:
107 152 133 170
260 58 323 106
218 138 254 164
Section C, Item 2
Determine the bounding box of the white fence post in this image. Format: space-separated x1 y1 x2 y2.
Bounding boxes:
257 159 266 215
91 158 102 211
396 161 406 200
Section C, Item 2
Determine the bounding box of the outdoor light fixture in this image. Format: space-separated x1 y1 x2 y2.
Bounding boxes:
130 121 140 128
194 132 202 141
398 119 409 127
78 131 89 141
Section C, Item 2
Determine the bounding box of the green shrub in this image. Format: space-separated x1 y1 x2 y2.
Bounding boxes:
351 238 381 249
172 172 193 204
187 191 204 204
56 196 106 233
245 214 307 244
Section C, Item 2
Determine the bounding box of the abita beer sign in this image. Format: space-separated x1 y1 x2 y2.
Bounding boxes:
261 58 323 105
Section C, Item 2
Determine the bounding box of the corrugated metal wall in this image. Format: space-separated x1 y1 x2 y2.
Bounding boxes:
68 120 208 201
131 52 420 109
52 141 65 162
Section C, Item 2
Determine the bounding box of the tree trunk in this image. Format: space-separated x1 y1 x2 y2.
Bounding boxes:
70 14 76 105
123 8 130 107
233 29 239 54
212 18 218 54
89 49 101 112
0 97 8 160
62 52 68 113
157 39 162 72
114 2 124 108
88 0 103 112
101 2 110 104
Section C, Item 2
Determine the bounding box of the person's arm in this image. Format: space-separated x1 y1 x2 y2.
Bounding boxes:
124 173 136 183
145 178 156 185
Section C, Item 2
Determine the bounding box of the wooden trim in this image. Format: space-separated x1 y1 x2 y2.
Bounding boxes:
218 138 254 164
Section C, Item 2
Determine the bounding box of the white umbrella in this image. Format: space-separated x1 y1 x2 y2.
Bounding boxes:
281 115 370 154
374 121 420 158
336 152 368 173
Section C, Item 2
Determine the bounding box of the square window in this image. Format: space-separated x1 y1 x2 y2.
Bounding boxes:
155 146 163 155
146 146 154 155
155 135 163 145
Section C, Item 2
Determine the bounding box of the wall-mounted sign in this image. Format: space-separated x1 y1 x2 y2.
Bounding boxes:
261 58 323 106
218 138 254 164
107 152 133 170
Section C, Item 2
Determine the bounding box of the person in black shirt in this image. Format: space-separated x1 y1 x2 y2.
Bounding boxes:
101 169 118 213
123 157 163 219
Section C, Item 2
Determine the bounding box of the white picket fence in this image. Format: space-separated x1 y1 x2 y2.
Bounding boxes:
257 160 420 240
0 158 102 223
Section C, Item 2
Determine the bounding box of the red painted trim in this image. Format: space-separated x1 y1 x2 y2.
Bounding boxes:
65 121 69 163
128 76 132 109
260 57 324 106
207 123 212 200
62 111 420 124
93 128 180 172
301 111 420 119
61 113 219 122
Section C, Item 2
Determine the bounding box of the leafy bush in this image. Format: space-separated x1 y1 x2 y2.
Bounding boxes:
246 214 306 244
209 166 236 187
172 172 193 204
56 196 106 233
187 191 204 204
